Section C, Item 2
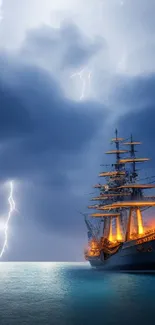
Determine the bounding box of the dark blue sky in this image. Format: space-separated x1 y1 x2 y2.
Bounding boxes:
0 0 155 261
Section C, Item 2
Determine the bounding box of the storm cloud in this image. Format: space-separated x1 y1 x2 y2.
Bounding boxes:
0 51 106 242
0 0 155 261
21 22 104 70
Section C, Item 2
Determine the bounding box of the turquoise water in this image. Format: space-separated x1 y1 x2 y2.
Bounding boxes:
0 262 155 324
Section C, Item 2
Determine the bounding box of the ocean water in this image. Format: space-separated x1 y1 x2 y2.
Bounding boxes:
0 262 155 325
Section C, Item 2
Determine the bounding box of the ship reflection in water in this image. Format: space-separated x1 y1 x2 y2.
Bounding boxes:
83 130 155 270
0 262 155 325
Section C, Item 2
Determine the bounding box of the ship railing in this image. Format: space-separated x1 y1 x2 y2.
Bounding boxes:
144 228 155 235
130 228 155 240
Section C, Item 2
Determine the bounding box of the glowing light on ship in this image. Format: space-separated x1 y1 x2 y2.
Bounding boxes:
143 217 155 234
116 216 123 241
137 208 144 235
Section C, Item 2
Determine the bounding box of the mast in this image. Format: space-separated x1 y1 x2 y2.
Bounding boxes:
111 128 124 171
130 134 136 181
88 130 128 242
115 128 120 167
100 135 155 240
85 129 155 249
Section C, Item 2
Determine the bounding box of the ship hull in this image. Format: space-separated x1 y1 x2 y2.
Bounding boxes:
87 236 155 271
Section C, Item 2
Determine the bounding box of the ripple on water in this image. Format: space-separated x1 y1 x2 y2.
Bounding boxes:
0 262 154 325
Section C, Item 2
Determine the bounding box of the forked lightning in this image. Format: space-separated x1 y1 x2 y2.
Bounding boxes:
70 67 92 100
0 181 15 258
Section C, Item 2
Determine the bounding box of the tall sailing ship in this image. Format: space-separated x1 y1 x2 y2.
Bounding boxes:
84 130 155 270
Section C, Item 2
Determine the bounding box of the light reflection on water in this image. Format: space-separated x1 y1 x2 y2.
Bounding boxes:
0 262 154 325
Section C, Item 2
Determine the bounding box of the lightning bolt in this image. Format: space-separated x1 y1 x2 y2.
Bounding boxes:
70 67 92 100
0 181 15 258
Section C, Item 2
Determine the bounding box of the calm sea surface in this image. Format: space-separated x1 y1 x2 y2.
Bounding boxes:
0 262 155 324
